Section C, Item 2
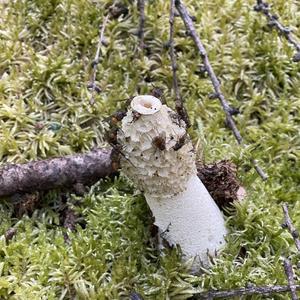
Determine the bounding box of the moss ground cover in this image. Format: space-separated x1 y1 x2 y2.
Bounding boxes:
0 0 299 298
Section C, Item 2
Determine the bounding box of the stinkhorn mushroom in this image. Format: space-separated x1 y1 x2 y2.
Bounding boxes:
117 95 227 268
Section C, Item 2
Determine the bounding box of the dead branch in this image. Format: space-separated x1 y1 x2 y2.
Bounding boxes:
175 0 268 180
283 257 298 300
137 0 145 49
281 204 300 299
169 0 190 127
88 14 109 104
194 284 300 299
254 0 300 62
0 148 114 198
282 203 300 253
252 158 268 181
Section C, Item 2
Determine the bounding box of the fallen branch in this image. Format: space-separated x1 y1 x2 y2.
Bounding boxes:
194 284 300 299
88 14 109 104
283 257 298 300
175 0 268 180
137 0 145 49
169 0 190 127
282 203 300 253
0 148 114 198
254 0 300 62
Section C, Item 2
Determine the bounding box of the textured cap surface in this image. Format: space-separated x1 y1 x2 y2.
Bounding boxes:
118 96 196 198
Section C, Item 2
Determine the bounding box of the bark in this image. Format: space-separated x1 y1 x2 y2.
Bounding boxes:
169 0 190 127
88 14 109 104
283 258 298 300
0 148 114 197
195 284 300 299
137 0 145 50
254 0 300 62
282 203 300 253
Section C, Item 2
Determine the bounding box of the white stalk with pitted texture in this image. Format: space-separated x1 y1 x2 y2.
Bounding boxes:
118 95 227 269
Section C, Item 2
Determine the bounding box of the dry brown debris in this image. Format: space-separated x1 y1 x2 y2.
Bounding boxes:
197 160 241 212
5 228 17 242
12 192 40 218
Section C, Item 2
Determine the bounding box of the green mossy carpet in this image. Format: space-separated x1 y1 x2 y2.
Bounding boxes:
0 0 299 298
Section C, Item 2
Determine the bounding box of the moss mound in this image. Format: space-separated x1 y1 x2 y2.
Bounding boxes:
0 0 299 298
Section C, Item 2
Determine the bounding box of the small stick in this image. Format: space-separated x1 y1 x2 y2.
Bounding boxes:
175 0 268 180
0 148 114 197
169 0 190 127
252 158 268 181
283 258 298 300
194 284 300 299
254 0 300 62
88 14 109 104
282 203 300 253
137 0 145 49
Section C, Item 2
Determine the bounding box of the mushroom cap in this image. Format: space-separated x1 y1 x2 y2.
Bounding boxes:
118 96 196 198
130 95 162 115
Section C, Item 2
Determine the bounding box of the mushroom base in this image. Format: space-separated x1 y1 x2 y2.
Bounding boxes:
145 175 227 270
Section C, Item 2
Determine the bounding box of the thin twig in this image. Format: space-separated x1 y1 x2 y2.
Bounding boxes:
283 257 298 300
194 284 300 299
175 0 268 180
282 203 300 253
169 0 190 127
137 0 145 50
88 14 109 104
254 0 300 62
252 158 268 182
281 204 300 299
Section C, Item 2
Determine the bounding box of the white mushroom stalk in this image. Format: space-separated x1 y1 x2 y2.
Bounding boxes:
118 95 227 268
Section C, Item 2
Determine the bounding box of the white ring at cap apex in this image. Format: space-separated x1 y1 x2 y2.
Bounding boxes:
131 95 162 115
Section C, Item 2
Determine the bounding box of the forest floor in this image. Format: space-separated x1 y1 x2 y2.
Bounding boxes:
0 0 299 299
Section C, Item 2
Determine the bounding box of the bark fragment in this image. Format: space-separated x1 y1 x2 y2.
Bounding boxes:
0 148 114 198
5 228 17 242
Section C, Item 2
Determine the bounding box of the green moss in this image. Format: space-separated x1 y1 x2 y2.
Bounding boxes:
0 0 300 298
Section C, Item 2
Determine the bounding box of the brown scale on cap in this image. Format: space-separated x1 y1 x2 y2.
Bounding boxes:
152 133 166 151
131 110 142 122
173 133 187 151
